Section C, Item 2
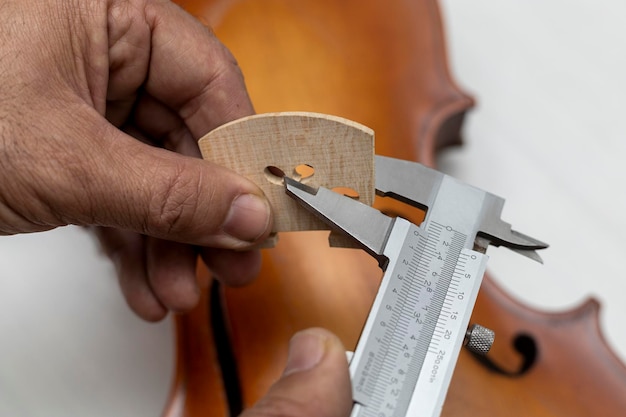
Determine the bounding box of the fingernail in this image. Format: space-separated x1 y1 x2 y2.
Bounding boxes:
223 194 271 243
284 329 327 376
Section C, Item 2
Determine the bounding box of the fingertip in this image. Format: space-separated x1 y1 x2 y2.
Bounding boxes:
94 227 169 321
130 300 169 323
200 247 262 287
145 238 201 313
117 257 168 322
243 327 352 417
222 193 273 245
284 328 344 376
127 146 273 250
118 264 169 322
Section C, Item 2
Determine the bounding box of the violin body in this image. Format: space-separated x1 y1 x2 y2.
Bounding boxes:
445 278 626 416
166 1 626 416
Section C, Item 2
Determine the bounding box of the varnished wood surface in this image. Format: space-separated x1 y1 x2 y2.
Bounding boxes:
177 0 471 165
443 278 626 416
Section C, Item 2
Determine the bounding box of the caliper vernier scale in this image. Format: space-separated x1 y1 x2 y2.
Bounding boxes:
284 155 547 417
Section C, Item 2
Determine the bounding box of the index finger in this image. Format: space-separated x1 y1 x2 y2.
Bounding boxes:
143 0 254 137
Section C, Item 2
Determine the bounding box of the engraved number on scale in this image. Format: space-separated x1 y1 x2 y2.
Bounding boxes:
353 221 486 417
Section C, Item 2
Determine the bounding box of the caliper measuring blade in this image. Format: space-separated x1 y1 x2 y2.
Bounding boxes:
284 177 395 266
375 155 548 262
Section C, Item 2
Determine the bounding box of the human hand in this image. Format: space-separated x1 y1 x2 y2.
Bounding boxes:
0 0 272 320
242 328 352 417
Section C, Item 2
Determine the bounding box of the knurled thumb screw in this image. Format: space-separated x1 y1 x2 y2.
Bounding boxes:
463 323 495 355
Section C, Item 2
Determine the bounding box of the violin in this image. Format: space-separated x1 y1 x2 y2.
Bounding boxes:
166 0 626 416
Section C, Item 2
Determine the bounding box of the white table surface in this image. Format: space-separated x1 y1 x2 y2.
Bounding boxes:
2 1 625 416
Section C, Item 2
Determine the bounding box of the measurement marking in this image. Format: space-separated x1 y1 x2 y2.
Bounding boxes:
352 217 485 417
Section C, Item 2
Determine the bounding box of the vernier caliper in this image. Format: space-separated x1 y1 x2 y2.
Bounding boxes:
284 155 547 417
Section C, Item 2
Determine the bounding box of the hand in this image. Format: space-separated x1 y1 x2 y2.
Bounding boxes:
243 328 353 417
0 0 272 320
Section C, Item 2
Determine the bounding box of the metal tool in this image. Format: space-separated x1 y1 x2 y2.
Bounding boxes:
284 155 547 417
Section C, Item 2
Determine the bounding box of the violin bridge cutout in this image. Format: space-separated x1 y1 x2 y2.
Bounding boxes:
294 164 315 182
332 186 360 199
264 166 287 185
374 194 426 226
263 164 316 186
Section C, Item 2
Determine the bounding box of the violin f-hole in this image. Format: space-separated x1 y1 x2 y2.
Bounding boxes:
470 333 538 377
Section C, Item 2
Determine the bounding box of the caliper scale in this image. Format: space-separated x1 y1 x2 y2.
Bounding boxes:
351 221 487 417
285 156 547 417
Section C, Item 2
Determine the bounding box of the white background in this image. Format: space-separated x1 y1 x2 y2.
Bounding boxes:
1 1 625 416
438 0 626 365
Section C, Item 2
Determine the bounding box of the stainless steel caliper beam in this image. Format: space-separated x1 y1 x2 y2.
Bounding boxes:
374 156 547 261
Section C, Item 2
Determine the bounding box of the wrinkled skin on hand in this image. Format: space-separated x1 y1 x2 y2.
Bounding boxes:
0 3 354 416
0 0 274 321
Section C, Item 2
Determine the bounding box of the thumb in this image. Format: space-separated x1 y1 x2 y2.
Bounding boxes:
243 328 353 417
36 117 272 248
102 137 273 248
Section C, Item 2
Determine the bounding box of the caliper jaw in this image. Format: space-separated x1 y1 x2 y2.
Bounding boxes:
374 156 548 262
476 195 548 262
284 177 395 268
